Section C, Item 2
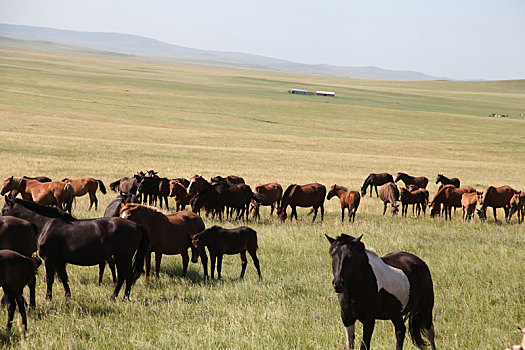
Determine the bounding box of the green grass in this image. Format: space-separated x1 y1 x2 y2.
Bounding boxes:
0 41 524 349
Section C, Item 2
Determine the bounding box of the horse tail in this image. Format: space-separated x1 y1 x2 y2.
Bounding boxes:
131 224 149 284
407 264 435 349
97 180 107 194
109 180 121 193
63 183 75 213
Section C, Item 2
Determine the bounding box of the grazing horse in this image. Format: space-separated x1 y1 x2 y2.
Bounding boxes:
169 180 193 212
0 250 41 334
428 185 477 220
120 204 208 279
192 225 261 280
508 191 525 223
478 185 516 222
277 183 326 222
1 197 148 300
379 182 400 216
326 234 436 350
250 183 283 220
327 185 361 222
61 177 107 210
435 174 460 188
395 172 429 189
361 173 394 197
0 216 38 307
22 176 52 183
1 177 75 213
109 176 138 195
400 187 428 217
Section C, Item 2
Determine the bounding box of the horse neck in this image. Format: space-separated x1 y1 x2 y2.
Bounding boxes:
344 254 376 297
11 203 51 232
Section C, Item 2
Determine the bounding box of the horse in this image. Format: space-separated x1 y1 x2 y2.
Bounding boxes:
477 185 516 222
428 185 477 220
61 177 107 210
120 204 208 279
326 234 436 350
0 250 41 334
250 183 283 220
1 176 75 213
379 182 400 216
435 174 460 188
191 186 224 220
1 197 148 300
22 176 52 183
395 173 429 189
400 187 428 217
192 225 261 280
210 175 245 185
169 180 193 211
109 176 138 195
361 173 394 197
277 183 326 222
461 192 483 222
508 191 525 223
327 185 361 222
0 216 38 307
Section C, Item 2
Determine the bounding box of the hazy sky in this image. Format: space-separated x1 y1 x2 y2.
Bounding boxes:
1 0 524 80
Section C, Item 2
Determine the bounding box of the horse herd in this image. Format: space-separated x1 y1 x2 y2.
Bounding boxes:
0 170 522 349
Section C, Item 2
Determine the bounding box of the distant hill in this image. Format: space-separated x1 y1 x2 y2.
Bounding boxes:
0 23 446 81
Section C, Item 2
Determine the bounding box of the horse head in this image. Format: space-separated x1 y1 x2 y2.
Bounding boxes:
326 234 364 293
327 185 338 200
277 207 287 221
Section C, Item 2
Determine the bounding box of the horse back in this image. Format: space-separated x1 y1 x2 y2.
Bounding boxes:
290 183 326 207
0 216 37 256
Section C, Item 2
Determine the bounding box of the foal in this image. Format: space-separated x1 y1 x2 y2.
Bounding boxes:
327 185 361 222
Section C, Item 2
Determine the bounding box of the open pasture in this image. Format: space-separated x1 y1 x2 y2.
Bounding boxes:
0 40 524 349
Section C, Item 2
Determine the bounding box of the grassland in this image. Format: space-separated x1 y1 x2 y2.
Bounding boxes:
0 40 524 349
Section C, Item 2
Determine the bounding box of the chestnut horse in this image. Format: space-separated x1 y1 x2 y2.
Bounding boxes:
120 204 208 279
361 173 394 197
478 185 516 222
428 185 477 220
379 182 399 216
277 183 326 222
508 191 525 223
250 183 283 220
327 185 361 222
169 180 193 212
395 172 429 189
62 177 107 210
1 177 75 213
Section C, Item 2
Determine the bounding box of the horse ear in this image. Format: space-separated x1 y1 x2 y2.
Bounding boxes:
325 234 335 244
353 234 363 243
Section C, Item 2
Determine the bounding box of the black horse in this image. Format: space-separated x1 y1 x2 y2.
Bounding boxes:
104 193 140 218
326 234 436 350
435 174 460 188
361 173 394 197
2 197 148 300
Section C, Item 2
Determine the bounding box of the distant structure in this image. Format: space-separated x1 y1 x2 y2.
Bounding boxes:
489 113 508 118
288 88 335 97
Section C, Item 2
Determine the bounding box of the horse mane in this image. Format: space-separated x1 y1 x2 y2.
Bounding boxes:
282 184 297 199
429 184 454 204
12 198 75 222
362 174 372 188
333 184 348 192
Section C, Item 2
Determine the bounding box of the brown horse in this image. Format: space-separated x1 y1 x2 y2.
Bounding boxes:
250 183 283 219
169 180 193 211
400 187 429 217
277 183 326 222
110 176 138 195
379 182 399 216
461 192 483 222
361 173 394 197
1 177 75 213
0 250 41 334
508 191 525 223
0 216 38 307
428 185 477 220
187 175 211 196
327 185 361 222
120 204 208 279
395 172 429 189
62 177 107 210
478 185 516 222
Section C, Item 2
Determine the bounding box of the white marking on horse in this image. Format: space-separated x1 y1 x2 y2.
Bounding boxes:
120 211 129 219
345 324 355 349
366 251 410 311
187 179 195 194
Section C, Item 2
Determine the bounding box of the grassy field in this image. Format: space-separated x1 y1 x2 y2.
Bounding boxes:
0 40 525 349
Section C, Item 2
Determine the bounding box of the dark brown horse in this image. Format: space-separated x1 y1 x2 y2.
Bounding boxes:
478 185 516 222
400 187 429 217
379 182 400 216
109 176 138 195
435 174 460 188
2 197 148 300
428 185 477 220
1 177 75 213
62 177 107 210
120 204 208 279
0 250 41 334
327 185 361 222
326 234 436 350
250 183 283 219
0 216 38 307
192 225 261 280
277 183 326 222
361 173 394 197
395 172 429 189
22 176 52 183
210 175 245 185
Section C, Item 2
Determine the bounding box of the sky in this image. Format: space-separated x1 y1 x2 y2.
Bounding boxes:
1 0 524 80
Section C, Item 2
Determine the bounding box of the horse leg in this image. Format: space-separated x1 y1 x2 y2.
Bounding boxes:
311 207 318 223
44 260 56 300
5 294 16 331
392 317 406 350
181 252 189 277
427 322 437 350
345 324 355 350
145 252 152 280
341 208 345 223
98 262 105 285
239 251 248 279
200 250 209 279
108 257 117 284
493 207 498 222
374 185 379 198
248 249 262 280
88 191 97 210
56 263 71 298
28 277 36 308
217 254 223 280
15 294 27 335
360 318 376 350
383 202 387 215
112 256 131 300
320 205 324 221
155 252 163 279
210 254 216 280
